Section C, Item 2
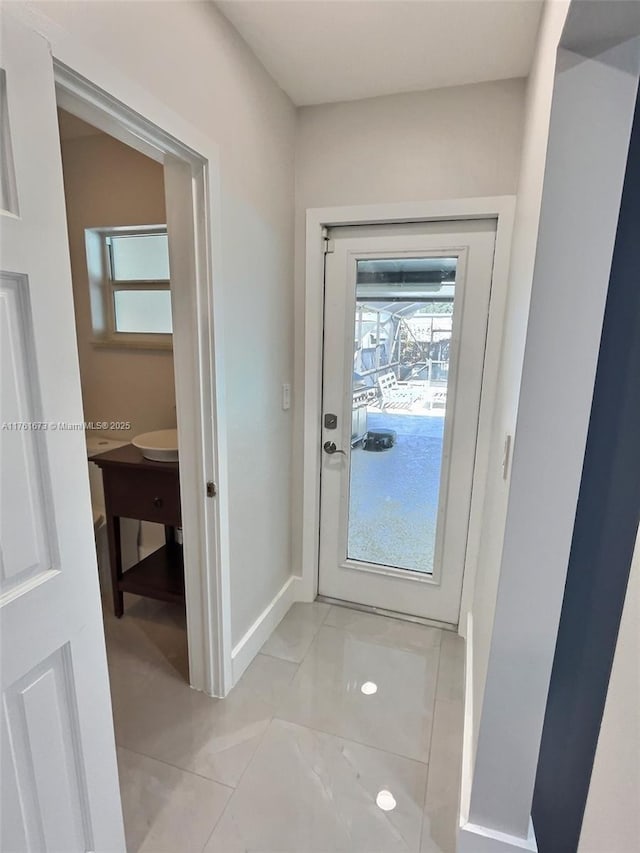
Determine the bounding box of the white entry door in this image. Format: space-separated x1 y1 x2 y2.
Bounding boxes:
0 11 125 850
319 220 496 624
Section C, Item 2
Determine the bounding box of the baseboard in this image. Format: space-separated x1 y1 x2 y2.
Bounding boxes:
458 819 537 853
231 575 298 685
460 610 475 825
458 611 537 851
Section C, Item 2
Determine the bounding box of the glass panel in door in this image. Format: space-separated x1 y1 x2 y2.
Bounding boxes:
348 257 456 574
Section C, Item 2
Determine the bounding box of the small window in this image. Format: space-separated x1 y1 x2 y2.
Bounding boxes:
113 289 173 334
109 233 170 282
85 226 172 347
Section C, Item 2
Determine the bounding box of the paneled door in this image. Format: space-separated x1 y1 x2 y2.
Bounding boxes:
0 11 125 850
319 220 496 624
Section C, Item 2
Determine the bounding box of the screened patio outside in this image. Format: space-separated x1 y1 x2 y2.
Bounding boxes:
348 260 455 575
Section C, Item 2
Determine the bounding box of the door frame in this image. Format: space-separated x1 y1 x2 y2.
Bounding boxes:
300 198 515 629
13 4 232 696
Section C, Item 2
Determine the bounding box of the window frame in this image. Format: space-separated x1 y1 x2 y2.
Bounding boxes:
85 224 173 349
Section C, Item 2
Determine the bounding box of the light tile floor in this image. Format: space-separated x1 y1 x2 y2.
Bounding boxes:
106 597 464 853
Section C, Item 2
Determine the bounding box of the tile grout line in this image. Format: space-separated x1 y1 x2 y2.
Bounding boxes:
258 649 305 665
111 604 318 851
199 784 236 853
196 714 279 853
417 629 445 853
260 601 331 667
422 635 467 853
115 742 236 791
120 603 443 852
199 649 305 852
296 601 333 665
201 604 381 850
314 621 443 658
271 713 431 769
116 644 306 850
319 602 333 625
255 603 329 668
272 613 443 767
197 711 430 853
426 634 445 767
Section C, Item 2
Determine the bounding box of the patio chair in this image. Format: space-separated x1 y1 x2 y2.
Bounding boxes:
426 386 447 410
377 371 421 409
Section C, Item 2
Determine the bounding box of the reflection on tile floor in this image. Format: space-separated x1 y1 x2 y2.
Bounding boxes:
106 597 465 853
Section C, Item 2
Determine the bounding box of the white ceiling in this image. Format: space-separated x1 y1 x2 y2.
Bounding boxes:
217 0 544 106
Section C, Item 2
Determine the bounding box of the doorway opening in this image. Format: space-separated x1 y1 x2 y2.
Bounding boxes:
54 64 230 699
56 108 189 679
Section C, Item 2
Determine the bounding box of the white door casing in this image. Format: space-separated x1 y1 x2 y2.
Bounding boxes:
53 27 230 700
319 220 496 624
0 12 125 851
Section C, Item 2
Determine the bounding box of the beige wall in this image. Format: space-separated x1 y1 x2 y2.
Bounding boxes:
296 79 525 208
292 77 526 581
36 0 297 646
60 126 177 440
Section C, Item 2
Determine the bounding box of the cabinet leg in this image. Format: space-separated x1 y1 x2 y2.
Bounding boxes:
106 514 124 618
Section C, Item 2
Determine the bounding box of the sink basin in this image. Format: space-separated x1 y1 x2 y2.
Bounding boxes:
132 429 178 462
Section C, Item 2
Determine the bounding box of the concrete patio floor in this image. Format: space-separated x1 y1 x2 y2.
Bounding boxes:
349 411 445 574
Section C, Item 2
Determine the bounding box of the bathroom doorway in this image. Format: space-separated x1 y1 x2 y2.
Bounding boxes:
54 68 229 699
1 12 226 845
57 109 189 680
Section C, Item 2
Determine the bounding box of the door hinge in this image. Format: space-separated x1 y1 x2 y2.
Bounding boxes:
322 226 334 255
206 481 217 497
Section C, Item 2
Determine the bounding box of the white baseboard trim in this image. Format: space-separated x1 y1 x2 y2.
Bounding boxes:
458 617 538 853
460 610 475 825
459 818 537 853
231 575 298 685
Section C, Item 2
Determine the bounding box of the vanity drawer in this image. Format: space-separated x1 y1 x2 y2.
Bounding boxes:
104 468 181 525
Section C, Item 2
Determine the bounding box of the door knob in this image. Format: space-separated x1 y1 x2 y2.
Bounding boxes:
323 441 346 456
